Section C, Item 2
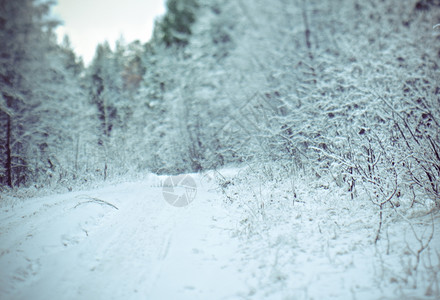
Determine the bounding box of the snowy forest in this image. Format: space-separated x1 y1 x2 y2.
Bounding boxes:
1 0 439 195
1 0 440 299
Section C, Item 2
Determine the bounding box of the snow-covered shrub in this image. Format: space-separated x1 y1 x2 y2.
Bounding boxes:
391 77 440 207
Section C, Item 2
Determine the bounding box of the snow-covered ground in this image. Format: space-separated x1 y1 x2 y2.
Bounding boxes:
0 171 439 299
219 168 440 299
0 173 248 299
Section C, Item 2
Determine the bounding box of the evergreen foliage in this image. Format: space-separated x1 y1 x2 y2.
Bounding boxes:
0 0 439 210
155 0 199 47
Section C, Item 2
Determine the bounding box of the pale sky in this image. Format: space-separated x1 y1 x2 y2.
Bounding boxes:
52 0 167 65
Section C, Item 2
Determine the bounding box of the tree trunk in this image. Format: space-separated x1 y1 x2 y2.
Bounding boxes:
6 114 13 187
301 0 317 83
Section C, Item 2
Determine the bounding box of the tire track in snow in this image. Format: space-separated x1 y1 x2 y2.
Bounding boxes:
0 177 246 299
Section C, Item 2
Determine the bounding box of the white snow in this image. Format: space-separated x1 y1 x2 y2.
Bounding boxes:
0 171 439 299
219 168 440 299
0 174 246 299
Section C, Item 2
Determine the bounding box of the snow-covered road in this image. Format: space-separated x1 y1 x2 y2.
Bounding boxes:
0 175 245 299
1 172 440 299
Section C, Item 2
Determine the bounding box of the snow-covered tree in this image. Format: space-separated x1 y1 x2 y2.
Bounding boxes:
0 0 97 188
0 0 71 187
85 42 123 179
154 0 199 47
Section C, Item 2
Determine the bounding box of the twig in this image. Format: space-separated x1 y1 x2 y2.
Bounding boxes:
392 205 435 272
375 174 398 244
74 196 119 210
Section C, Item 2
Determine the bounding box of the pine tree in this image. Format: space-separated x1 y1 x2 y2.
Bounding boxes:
155 0 199 47
0 0 93 188
85 41 133 179
0 0 56 187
